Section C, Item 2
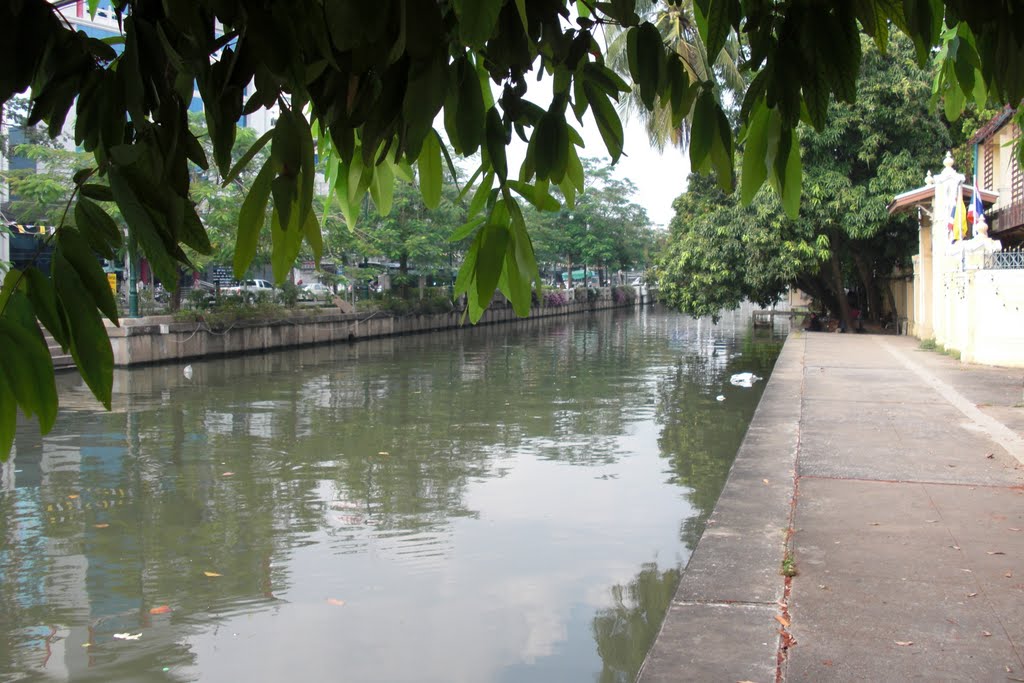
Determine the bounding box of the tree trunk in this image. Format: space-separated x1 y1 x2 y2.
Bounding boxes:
795 275 836 314
883 278 900 331
828 246 853 331
851 252 879 322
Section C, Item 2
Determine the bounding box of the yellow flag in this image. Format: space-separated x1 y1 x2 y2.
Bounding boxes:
955 194 969 241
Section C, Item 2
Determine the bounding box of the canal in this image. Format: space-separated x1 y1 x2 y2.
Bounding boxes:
0 307 785 682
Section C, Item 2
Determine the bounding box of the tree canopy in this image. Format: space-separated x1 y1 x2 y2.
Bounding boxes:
2 0 1024 457
658 35 951 325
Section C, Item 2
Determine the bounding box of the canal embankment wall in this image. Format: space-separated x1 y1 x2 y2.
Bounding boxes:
105 292 642 367
638 328 804 681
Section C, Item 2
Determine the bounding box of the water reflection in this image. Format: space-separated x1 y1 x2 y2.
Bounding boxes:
1 307 783 682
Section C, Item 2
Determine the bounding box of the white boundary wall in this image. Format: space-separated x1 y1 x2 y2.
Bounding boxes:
928 157 1024 367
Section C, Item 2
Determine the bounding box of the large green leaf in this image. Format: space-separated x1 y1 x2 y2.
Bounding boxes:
690 90 715 172
270 204 304 284
780 130 802 218
56 228 119 324
418 131 443 209
74 196 122 259
584 83 624 162
302 209 323 269
107 168 179 287
474 219 511 315
0 373 15 460
369 158 396 215
454 0 503 48
53 252 113 409
506 180 560 212
635 22 663 109
485 107 508 182
23 267 67 349
235 160 274 278
741 102 770 205
468 170 495 218
0 291 58 434
456 57 485 154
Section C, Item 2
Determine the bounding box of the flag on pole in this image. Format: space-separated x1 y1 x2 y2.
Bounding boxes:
947 186 969 242
955 193 969 240
968 177 985 229
947 191 958 242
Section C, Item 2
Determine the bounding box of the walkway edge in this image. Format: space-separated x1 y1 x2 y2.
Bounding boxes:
638 331 806 682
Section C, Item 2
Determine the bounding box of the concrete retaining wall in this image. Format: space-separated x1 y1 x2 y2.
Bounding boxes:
106 295 639 367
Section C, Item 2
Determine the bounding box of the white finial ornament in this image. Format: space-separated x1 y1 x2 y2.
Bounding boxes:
925 169 934 185
975 214 989 239
943 151 955 169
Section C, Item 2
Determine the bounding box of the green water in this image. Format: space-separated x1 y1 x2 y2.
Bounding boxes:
0 307 784 682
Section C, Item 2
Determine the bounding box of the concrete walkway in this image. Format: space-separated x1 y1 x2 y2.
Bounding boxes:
639 331 1024 682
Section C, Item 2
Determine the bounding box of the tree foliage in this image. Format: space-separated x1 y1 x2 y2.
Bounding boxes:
2 0 1024 457
528 157 655 281
659 35 950 325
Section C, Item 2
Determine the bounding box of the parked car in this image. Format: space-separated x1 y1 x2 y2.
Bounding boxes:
300 282 334 300
222 279 277 300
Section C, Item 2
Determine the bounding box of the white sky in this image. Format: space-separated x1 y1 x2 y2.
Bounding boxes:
582 113 691 229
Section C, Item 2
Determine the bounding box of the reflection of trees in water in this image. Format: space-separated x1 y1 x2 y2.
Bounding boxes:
655 330 784 550
0 310 783 680
592 562 680 683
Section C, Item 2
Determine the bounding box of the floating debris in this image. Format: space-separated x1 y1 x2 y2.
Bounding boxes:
729 372 762 388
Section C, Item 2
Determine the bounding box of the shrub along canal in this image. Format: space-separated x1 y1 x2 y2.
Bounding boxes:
0 306 785 682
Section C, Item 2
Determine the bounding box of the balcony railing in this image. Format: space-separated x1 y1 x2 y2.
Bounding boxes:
984 246 1024 269
990 201 1024 234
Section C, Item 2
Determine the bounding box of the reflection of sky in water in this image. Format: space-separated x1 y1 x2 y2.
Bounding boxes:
0 307 784 682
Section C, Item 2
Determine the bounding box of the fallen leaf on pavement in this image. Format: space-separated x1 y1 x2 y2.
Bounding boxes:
149 605 171 615
775 614 791 628
926 519 938 523
1010 528 1021 532
326 598 346 607
894 641 914 646
869 522 880 526
967 592 978 597
763 479 770 485
203 571 222 577
1006 571 1014 578
988 551 1006 555
982 631 992 637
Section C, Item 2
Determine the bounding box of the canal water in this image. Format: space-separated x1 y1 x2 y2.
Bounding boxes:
0 307 785 683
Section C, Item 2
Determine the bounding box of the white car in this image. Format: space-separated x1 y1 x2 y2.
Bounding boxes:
301 282 334 300
222 279 277 299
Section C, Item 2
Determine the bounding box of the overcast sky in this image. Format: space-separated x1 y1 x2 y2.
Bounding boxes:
588 113 691 229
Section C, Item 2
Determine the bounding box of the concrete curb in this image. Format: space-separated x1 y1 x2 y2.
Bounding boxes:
638 331 806 682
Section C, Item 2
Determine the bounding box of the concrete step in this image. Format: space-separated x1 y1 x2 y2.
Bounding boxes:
40 330 76 371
